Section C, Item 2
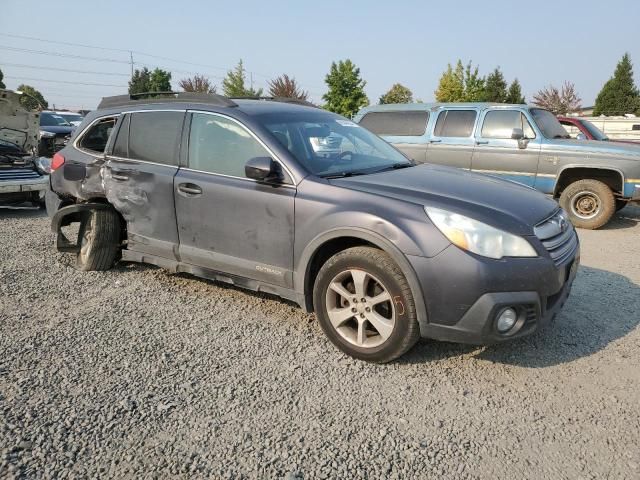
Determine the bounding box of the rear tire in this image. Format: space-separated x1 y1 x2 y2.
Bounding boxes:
76 209 121 271
559 179 615 230
313 246 420 363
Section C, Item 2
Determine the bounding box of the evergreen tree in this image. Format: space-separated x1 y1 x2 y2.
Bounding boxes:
16 84 48 110
149 68 172 93
128 68 152 94
434 61 464 102
379 83 413 104
322 59 369 117
593 53 640 116
0 68 5 89
506 79 525 103
222 60 263 97
462 63 485 102
484 67 508 102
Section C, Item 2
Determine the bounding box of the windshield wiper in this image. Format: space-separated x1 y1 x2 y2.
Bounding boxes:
370 163 414 174
322 171 368 179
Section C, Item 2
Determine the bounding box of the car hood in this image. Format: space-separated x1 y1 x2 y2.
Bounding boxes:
0 89 39 154
329 164 559 235
40 125 75 135
546 139 640 158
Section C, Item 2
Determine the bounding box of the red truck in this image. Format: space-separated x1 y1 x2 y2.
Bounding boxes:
558 116 639 145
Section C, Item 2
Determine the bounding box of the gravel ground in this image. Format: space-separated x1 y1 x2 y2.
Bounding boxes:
1 205 639 479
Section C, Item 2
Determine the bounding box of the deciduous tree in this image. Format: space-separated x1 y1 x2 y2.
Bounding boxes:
16 84 48 110
434 60 485 102
268 74 309 100
322 59 369 117
179 74 216 94
533 81 581 115
593 53 640 116
379 83 413 104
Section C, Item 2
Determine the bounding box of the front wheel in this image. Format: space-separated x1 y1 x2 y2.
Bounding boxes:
313 246 420 363
559 179 615 229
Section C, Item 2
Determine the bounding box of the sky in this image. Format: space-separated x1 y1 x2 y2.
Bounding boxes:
1 0 639 111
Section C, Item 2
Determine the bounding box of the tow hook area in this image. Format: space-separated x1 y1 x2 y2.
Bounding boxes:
51 203 111 253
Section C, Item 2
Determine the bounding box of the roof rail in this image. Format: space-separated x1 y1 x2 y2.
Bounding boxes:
97 91 238 109
230 96 318 108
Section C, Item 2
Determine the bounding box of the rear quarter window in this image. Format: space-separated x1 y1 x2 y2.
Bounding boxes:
127 111 184 165
359 111 429 136
78 116 118 154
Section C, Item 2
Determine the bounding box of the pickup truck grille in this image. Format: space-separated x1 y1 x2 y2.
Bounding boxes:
534 210 578 266
0 168 42 182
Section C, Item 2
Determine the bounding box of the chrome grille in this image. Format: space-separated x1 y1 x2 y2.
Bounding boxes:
0 168 42 181
534 210 578 266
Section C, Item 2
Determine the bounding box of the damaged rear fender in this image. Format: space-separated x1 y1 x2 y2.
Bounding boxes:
51 202 117 253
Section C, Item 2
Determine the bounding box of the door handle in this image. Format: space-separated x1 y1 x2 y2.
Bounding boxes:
429 139 442 144
475 140 489 145
178 183 202 195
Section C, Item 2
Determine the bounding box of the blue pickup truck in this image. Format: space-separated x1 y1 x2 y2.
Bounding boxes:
354 103 640 229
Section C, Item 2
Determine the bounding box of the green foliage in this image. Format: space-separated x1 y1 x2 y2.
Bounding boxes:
379 83 413 104
322 59 369 117
222 60 263 97
506 79 525 103
149 68 172 93
16 84 48 110
434 60 485 102
593 53 640 116
268 74 308 100
0 68 5 89
128 67 152 94
484 68 508 102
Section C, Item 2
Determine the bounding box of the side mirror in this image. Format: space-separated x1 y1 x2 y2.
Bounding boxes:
511 128 529 150
245 156 281 182
576 133 587 140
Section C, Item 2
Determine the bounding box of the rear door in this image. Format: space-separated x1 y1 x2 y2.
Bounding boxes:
174 111 296 288
425 108 478 169
470 109 541 187
357 110 429 163
103 110 184 260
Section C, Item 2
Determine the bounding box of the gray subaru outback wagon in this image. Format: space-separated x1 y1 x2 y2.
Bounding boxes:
47 93 579 362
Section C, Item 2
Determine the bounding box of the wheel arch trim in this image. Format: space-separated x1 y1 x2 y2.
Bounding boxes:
554 165 625 196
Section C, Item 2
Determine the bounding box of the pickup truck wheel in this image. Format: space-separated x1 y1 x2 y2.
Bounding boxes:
76 209 121 271
313 246 420 363
559 179 615 229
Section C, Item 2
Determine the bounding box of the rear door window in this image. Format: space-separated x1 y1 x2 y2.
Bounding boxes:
78 116 118 154
359 111 429 136
481 110 536 139
127 111 184 165
433 110 477 137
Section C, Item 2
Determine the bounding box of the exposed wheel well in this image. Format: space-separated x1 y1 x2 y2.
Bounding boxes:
554 168 623 198
304 237 378 312
82 197 127 243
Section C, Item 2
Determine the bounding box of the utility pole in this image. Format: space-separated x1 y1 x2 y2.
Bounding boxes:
130 51 134 77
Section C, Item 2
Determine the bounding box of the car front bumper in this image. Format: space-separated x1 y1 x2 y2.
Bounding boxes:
0 175 49 195
408 240 580 345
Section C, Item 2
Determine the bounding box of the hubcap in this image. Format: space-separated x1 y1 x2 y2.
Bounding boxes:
571 191 600 219
325 269 395 349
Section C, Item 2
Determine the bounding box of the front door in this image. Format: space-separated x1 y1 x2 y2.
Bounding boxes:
424 108 479 170
103 111 184 260
471 109 541 187
174 111 296 288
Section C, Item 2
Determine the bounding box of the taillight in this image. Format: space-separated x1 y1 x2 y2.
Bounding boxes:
51 153 65 171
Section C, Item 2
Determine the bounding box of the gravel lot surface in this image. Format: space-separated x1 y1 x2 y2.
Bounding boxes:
1 205 639 479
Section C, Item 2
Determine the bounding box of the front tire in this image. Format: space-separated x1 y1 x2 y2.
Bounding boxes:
559 179 615 229
76 209 121 271
313 246 420 363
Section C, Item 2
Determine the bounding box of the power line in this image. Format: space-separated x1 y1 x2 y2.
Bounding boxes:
4 75 127 88
0 32 132 53
1 62 130 77
0 45 131 64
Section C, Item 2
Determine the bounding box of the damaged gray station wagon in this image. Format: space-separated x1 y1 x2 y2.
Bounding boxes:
48 93 579 362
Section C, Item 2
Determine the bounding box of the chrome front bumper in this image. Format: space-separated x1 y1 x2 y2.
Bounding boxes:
0 175 49 194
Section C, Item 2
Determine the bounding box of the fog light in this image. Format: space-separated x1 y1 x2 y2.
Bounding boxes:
496 308 518 333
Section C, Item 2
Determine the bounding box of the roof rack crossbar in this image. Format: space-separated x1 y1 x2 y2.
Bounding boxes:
97 91 238 109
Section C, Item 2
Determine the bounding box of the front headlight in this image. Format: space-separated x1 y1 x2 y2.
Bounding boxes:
36 156 52 174
39 130 55 139
425 206 537 259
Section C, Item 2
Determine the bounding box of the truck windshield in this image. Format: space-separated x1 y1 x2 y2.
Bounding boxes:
530 109 570 139
581 119 609 141
255 110 413 178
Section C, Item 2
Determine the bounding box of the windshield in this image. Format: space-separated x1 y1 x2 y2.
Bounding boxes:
58 113 83 123
580 119 609 141
255 110 412 177
40 113 71 127
530 109 570 139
